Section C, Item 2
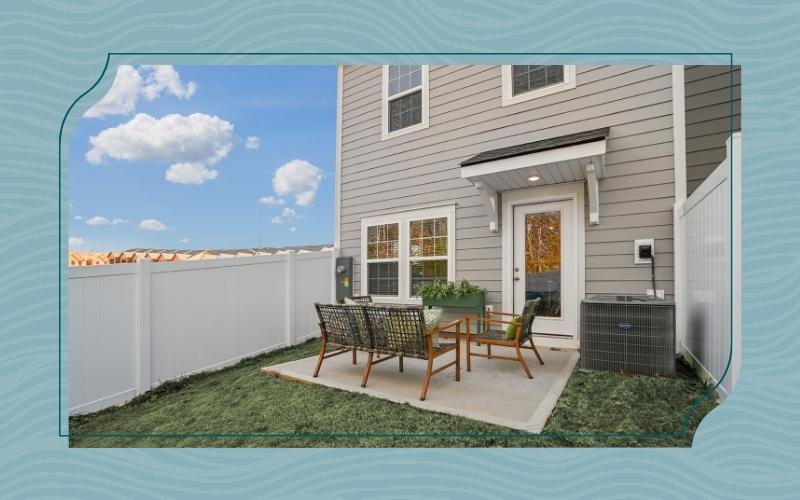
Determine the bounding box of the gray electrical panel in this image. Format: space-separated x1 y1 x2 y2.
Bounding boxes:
335 256 354 303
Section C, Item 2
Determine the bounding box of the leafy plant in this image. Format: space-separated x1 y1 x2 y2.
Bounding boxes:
416 279 487 300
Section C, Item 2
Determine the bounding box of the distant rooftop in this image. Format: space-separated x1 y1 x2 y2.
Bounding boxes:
124 244 333 255
69 244 334 267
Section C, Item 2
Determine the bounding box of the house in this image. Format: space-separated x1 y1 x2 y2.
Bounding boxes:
335 64 740 348
67 251 110 266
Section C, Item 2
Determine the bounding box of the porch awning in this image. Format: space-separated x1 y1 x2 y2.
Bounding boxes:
460 128 608 232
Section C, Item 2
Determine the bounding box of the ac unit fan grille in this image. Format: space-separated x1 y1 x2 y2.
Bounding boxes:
580 298 675 376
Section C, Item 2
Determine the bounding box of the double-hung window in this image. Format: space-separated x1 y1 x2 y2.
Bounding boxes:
361 205 454 301
409 217 448 295
501 65 576 106
381 65 429 140
365 222 400 296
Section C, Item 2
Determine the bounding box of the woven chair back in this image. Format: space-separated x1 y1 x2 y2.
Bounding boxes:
517 298 541 343
314 303 371 349
363 305 428 359
347 295 373 305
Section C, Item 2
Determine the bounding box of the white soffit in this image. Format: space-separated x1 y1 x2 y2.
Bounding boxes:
461 137 607 232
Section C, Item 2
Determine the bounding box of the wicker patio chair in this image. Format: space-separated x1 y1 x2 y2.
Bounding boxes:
345 295 373 304
313 303 372 377
464 298 544 378
363 305 461 400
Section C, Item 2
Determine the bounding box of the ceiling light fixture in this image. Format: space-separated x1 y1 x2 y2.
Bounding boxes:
528 175 540 182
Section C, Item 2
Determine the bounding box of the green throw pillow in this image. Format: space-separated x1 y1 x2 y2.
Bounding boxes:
505 316 521 340
423 307 444 348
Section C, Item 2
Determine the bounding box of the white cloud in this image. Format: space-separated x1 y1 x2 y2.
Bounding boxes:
74 215 84 220
272 159 323 206
245 136 260 150
139 65 197 101
83 65 142 118
87 113 233 165
180 238 190 244
86 216 110 226
271 216 284 224
84 65 196 119
289 227 297 233
259 195 285 206
69 236 85 247
85 215 126 226
138 218 167 231
281 207 298 219
165 162 219 185
86 112 234 185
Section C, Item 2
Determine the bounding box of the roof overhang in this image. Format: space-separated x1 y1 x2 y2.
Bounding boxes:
460 128 608 232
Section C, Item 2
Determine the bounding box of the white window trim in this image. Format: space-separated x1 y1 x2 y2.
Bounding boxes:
360 204 455 303
381 65 430 141
501 65 577 106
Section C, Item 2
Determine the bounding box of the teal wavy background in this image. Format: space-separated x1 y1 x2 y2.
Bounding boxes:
1 0 798 497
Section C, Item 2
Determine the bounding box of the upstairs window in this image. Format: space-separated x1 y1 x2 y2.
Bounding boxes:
501 65 576 106
381 65 429 140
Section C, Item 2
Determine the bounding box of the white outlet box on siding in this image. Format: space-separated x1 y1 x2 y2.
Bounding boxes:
634 238 655 264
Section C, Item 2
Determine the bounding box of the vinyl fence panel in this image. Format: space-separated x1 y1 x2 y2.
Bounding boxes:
68 250 335 414
676 133 741 398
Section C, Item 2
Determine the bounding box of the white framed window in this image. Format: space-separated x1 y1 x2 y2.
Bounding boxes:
361 204 455 302
501 65 576 106
381 65 429 140
364 221 400 297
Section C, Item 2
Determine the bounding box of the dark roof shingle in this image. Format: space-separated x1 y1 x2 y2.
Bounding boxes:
460 128 609 167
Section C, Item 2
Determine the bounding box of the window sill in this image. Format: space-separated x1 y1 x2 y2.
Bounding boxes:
380 120 430 141
501 79 577 106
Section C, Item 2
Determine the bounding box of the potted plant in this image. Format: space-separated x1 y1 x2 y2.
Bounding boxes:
417 279 487 313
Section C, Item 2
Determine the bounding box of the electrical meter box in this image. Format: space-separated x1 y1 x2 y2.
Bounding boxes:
335 256 354 303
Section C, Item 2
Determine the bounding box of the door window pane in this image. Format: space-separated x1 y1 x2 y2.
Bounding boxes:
525 211 561 317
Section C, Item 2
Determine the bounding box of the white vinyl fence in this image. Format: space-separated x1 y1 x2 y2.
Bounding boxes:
675 133 741 398
69 250 335 414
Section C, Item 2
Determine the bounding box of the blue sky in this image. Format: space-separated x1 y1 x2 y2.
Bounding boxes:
69 65 337 251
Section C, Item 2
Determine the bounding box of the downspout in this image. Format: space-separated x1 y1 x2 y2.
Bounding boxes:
333 65 343 253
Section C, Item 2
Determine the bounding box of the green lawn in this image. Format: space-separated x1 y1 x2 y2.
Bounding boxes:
70 339 718 447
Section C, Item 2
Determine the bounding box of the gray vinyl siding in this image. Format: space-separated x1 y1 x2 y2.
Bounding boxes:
684 65 742 196
340 65 677 307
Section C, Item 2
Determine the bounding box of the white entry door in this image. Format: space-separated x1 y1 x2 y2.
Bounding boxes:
513 200 578 338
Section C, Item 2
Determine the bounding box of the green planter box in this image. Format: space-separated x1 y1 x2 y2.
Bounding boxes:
422 294 485 310
422 293 486 332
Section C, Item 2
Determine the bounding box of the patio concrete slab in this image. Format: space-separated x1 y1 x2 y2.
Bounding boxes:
261 343 579 433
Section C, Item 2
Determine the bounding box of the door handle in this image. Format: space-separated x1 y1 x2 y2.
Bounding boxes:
513 275 520 281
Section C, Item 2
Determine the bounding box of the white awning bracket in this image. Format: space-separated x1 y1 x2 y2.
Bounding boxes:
584 161 601 225
473 180 498 233
460 129 609 232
